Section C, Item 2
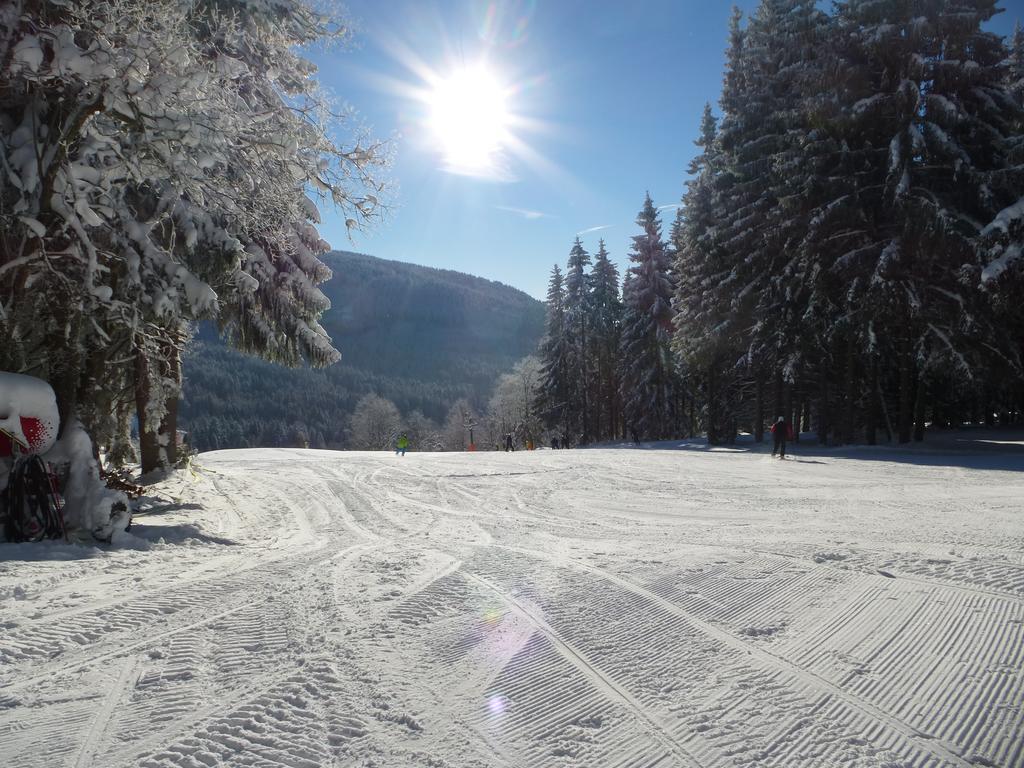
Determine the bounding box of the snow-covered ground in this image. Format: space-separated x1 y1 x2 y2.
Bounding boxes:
1 443 1022 768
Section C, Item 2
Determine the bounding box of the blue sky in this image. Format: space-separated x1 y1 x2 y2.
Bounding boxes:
311 1 1022 300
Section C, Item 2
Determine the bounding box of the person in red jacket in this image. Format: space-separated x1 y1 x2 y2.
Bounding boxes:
770 416 790 458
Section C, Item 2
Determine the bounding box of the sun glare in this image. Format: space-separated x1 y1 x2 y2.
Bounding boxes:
428 66 510 176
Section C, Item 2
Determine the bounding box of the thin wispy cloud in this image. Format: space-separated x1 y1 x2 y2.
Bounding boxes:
576 224 613 235
657 203 681 211
495 205 549 220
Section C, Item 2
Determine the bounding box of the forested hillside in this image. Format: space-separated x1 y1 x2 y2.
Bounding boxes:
181 252 545 450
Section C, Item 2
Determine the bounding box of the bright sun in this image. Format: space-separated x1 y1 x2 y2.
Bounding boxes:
428 65 509 175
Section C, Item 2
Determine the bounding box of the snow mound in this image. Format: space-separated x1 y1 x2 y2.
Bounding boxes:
44 419 129 538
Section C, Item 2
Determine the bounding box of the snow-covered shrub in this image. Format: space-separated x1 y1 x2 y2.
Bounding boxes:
44 419 129 539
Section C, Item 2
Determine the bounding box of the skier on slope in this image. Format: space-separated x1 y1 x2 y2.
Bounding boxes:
770 416 791 459
396 434 409 456
504 432 514 452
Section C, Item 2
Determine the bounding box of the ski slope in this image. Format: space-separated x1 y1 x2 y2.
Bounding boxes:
1 445 1022 768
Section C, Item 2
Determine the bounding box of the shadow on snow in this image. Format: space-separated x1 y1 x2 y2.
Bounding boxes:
591 428 1024 472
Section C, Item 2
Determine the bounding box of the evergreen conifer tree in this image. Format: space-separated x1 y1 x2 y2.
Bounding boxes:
537 265 572 439
564 237 593 442
673 102 730 440
620 194 676 439
588 239 623 440
820 0 1024 441
711 1 831 440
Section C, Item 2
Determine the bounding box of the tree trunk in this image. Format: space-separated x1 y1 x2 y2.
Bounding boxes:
841 337 856 445
135 347 161 474
772 370 783 425
866 358 878 445
754 373 764 443
818 372 829 445
898 346 914 443
579 317 588 443
157 337 182 467
878 373 894 443
783 380 793 436
707 365 718 444
913 375 927 442
107 401 137 467
790 392 799 434
48 322 82 438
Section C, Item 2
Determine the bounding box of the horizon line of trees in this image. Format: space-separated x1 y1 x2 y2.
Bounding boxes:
537 1 1024 446
344 355 545 452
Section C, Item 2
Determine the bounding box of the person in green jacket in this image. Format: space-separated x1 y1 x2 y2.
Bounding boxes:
396 434 409 456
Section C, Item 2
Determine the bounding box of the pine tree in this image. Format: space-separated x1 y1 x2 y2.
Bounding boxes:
620 194 676 440
712 1 832 440
588 239 623 440
537 265 572 439
673 102 730 441
673 7 759 444
819 0 1023 441
564 237 592 442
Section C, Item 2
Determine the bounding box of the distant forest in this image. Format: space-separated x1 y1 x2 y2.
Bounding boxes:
181 252 545 450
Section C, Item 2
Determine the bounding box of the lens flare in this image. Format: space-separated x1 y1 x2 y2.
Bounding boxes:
482 606 503 625
476 0 536 49
487 694 508 716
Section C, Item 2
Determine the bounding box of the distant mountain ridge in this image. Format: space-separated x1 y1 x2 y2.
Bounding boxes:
318 251 544 380
181 251 545 451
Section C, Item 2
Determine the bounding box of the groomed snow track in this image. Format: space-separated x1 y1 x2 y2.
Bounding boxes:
1 447 1021 767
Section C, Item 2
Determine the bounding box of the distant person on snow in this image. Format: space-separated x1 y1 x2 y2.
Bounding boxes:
770 417 791 458
551 436 560 450
396 434 409 456
504 433 514 452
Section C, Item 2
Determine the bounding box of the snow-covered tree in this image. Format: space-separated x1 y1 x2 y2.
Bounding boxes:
487 356 544 447
563 237 592 442
349 394 401 450
403 410 443 452
815 0 1024 441
694 1 831 442
669 0 1023 445
587 239 623 440
0 0 387 475
536 264 572 439
672 101 739 443
619 194 677 440
443 398 477 451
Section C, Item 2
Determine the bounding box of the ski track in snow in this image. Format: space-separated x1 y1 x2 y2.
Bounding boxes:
1 447 1022 767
